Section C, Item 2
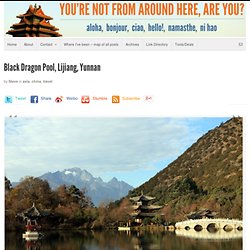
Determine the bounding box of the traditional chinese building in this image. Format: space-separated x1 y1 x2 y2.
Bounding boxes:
187 209 217 220
16 203 45 242
130 193 162 224
6 4 62 37
17 203 42 228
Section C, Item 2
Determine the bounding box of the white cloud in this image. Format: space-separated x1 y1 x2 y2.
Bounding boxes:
5 117 224 183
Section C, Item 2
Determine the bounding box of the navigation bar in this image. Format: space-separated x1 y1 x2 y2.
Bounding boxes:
5 38 245 51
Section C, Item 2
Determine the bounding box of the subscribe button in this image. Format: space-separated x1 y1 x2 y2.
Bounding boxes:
111 96 141 103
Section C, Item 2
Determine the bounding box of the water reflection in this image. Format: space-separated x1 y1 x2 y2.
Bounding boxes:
175 228 242 240
24 240 41 250
5 229 242 250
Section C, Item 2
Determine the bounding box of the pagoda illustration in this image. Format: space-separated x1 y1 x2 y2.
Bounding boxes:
130 192 162 224
6 4 62 37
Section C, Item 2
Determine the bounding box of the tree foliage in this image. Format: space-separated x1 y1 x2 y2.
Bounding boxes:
129 117 243 221
5 177 95 230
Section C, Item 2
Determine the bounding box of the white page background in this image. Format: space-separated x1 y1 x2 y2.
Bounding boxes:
0 2 249 249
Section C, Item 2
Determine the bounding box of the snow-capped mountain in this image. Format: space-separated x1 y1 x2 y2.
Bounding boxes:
40 167 133 206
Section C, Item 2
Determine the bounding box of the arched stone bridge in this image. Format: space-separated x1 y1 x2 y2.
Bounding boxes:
175 228 242 240
175 218 243 232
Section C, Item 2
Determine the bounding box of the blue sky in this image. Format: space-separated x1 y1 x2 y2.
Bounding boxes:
5 117 229 187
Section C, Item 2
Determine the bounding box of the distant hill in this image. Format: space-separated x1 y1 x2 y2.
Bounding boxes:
40 167 133 206
129 117 242 221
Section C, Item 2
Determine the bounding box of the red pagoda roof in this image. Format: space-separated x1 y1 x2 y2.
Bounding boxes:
6 4 62 37
10 20 59 30
17 4 52 20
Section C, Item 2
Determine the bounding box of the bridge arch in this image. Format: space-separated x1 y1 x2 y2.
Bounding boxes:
207 223 219 233
194 225 203 231
223 224 233 232
175 218 243 232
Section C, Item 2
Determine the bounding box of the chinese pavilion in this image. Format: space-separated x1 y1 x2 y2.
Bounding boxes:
6 4 62 37
130 192 162 224
187 209 217 220
17 203 42 229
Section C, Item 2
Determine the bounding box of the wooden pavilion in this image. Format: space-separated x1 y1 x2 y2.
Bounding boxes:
129 192 162 224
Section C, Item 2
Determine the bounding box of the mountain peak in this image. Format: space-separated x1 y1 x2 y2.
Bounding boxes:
40 168 134 206
109 177 118 183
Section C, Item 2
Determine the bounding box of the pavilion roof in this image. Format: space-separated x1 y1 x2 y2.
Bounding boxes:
130 194 155 202
140 205 163 210
17 4 52 20
187 209 217 220
10 21 59 30
16 203 45 221
132 204 162 210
